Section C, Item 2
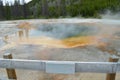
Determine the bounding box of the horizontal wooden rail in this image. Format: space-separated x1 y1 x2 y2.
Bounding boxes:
0 58 120 74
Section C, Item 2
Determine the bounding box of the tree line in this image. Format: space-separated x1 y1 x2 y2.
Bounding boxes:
0 0 120 20
0 0 29 20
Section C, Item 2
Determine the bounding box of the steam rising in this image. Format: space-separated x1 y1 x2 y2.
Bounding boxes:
35 23 99 39
101 10 120 20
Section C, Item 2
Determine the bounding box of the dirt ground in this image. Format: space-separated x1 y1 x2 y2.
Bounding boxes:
0 19 120 80
0 44 120 80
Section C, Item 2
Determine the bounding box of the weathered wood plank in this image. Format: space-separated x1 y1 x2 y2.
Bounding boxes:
75 62 117 73
3 53 17 79
0 59 120 74
0 59 46 71
106 55 119 80
46 61 75 74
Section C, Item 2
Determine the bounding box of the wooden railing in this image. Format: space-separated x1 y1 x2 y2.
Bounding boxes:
0 53 119 80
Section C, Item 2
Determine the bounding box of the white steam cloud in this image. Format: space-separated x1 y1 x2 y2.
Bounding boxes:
101 10 120 20
34 23 99 39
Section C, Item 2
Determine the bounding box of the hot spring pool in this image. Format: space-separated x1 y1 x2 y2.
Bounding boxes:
2 19 120 49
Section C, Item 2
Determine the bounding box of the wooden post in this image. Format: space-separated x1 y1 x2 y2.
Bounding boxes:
106 55 119 80
3 53 17 79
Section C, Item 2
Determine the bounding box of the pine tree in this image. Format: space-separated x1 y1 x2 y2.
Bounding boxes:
12 0 22 19
22 0 27 18
5 2 11 20
41 0 49 17
0 0 5 20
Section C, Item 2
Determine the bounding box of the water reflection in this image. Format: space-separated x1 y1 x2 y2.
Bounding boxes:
4 35 8 41
3 35 9 44
25 28 29 39
17 22 31 40
18 30 24 40
18 29 29 40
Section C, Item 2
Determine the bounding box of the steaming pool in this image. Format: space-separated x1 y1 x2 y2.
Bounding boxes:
0 19 120 80
5 23 102 48
2 19 120 49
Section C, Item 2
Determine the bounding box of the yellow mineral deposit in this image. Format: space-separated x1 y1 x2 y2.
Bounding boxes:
16 34 104 48
62 36 100 48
